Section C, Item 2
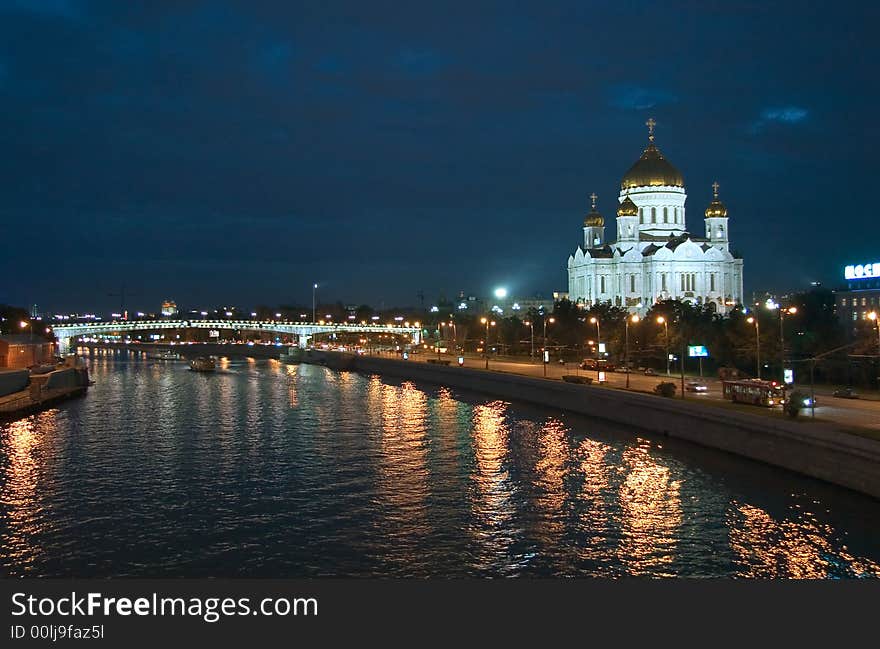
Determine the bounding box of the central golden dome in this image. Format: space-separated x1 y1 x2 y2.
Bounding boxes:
620 142 685 190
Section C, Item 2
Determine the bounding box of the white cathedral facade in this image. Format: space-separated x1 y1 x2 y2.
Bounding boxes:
567 119 744 315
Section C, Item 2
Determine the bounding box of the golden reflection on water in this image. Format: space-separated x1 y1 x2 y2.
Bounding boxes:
616 442 683 576
531 418 568 545
574 437 612 566
285 365 298 408
371 379 430 569
729 502 880 578
1 413 55 574
471 401 515 535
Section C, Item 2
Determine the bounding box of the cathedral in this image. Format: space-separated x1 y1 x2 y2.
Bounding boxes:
567 119 744 315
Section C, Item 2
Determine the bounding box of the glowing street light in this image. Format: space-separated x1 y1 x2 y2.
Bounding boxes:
494 287 508 299
768 302 798 385
656 316 670 375
480 317 497 369
542 316 555 377
746 316 761 379
523 320 535 360
312 283 318 323
625 314 640 389
589 316 601 380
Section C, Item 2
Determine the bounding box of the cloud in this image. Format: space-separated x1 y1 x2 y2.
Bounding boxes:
608 83 677 110
750 106 809 132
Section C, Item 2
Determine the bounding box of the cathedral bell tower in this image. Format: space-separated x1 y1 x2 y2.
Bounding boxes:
704 181 730 251
583 192 605 248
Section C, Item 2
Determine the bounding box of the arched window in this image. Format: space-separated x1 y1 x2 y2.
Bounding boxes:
663 207 668 223
674 207 678 223
639 208 644 224
651 207 656 223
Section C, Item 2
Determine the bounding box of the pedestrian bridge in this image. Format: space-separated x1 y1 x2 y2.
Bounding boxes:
51 319 423 353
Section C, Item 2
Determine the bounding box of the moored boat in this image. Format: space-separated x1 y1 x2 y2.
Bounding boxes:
190 357 216 372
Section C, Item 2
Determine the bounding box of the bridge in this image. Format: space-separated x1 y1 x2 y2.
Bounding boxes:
50 319 423 353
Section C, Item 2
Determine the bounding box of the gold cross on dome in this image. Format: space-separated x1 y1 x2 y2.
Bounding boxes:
646 117 656 141
590 192 598 210
712 181 720 198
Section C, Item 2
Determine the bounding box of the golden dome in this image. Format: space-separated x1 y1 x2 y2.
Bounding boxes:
584 211 604 227
617 196 639 217
583 191 604 227
704 181 728 218
621 142 684 189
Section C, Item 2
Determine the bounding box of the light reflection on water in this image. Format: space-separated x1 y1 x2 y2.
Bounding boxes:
1 349 879 578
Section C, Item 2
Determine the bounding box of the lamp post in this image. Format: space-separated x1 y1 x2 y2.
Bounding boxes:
523 320 535 361
772 304 797 385
657 316 670 375
481 317 496 370
625 314 640 389
542 316 555 377
589 316 601 380
746 316 761 379
312 283 318 323
869 312 879 389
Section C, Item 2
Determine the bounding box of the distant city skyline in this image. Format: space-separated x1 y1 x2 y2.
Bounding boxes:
2 2 878 312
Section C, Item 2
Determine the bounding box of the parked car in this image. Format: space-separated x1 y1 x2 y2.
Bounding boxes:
685 381 708 393
833 387 860 399
644 368 656 376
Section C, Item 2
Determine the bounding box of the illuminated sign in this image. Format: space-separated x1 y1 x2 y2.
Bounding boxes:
845 262 880 280
688 345 708 357
784 368 794 384
209 330 220 338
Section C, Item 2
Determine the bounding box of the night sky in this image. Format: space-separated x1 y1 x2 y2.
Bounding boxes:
2 1 878 314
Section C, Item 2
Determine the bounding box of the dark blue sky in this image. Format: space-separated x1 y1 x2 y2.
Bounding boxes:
2 0 878 313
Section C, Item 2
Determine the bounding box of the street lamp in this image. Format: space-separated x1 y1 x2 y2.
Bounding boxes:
480 317 496 369
312 283 318 323
589 316 601 380
746 316 761 379
869 312 879 388
523 320 535 360
625 314 640 389
769 303 797 385
656 316 670 375
543 316 555 377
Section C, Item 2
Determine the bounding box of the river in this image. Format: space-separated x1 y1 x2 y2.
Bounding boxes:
1 348 879 577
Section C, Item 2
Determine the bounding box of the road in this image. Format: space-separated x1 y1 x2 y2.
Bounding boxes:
393 350 880 433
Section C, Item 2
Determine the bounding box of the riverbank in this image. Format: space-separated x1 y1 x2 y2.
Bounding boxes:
301 349 880 500
0 364 91 420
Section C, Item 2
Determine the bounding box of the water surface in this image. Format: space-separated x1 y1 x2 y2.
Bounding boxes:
2 349 879 578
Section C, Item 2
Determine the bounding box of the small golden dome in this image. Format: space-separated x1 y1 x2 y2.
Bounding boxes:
584 211 604 227
704 181 728 218
617 196 639 217
583 191 604 227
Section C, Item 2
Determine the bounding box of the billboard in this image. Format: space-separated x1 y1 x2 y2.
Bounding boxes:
688 345 708 357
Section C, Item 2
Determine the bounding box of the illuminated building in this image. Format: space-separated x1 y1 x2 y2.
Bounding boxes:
161 300 178 317
567 119 744 314
835 260 880 336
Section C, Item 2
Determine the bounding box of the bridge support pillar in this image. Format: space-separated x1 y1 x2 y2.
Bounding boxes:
298 333 311 348
58 336 72 355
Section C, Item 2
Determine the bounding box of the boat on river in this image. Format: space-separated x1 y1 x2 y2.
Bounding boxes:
190 357 216 372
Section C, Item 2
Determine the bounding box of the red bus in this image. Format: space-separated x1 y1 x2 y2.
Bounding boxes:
721 379 785 407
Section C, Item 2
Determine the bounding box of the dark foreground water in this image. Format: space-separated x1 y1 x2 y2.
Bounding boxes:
2 349 880 578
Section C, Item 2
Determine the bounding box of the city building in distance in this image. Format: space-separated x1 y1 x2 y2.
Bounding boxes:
567 118 744 314
836 260 880 337
161 300 178 317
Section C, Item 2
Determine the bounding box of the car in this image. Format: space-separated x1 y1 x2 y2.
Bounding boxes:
644 368 656 376
833 387 860 399
685 381 708 393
